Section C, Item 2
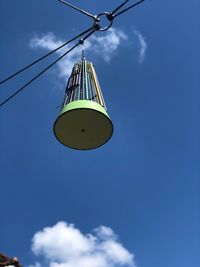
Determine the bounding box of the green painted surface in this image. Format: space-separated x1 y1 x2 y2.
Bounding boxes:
59 100 110 118
54 99 113 150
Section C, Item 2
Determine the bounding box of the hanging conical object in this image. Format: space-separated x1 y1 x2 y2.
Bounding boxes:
53 56 113 150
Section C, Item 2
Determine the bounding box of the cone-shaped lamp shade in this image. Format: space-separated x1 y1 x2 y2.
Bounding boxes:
54 58 113 150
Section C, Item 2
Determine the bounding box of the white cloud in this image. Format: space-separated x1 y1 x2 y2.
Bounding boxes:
133 30 147 63
101 240 133 265
30 28 127 79
28 263 41 267
32 222 93 262
94 225 115 239
29 222 136 267
89 29 127 62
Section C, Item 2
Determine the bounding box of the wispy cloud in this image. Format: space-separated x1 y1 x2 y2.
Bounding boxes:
28 263 41 267
30 28 127 79
30 27 147 82
89 29 127 62
133 29 147 64
28 222 136 267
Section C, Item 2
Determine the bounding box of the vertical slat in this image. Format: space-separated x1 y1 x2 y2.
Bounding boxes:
69 88 73 102
80 60 84 100
72 74 76 102
88 64 95 101
88 64 96 102
64 74 70 105
87 71 92 100
88 63 94 101
90 63 104 106
66 91 70 104
90 71 99 104
84 60 89 100
77 63 81 100
95 74 107 109
93 63 106 109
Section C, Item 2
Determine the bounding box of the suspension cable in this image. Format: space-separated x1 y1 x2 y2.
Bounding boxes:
111 0 130 15
0 26 93 86
113 0 145 18
0 0 145 87
0 30 95 108
0 0 145 108
58 0 96 20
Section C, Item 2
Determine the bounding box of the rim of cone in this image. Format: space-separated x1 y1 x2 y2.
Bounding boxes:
53 100 113 150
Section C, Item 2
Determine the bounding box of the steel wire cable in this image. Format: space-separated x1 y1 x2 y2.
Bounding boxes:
111 0 130 15
0 26 93 85
0 1 145 87
0 30 95 108
0 0 145 108
58 0 96 19
112 0 145 18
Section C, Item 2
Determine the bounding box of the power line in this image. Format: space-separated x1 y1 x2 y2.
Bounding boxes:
113 0 145 18
0 0 145 108
0 30 94 108
0 26 93 85
58 0 96 20
0 1 145 86
111 0 130 15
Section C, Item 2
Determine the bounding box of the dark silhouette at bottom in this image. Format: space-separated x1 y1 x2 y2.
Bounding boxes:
0 253 22 267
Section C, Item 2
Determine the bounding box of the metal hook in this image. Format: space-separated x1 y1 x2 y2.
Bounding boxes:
58 0 113 32
79 39 85 60
58 0 145 31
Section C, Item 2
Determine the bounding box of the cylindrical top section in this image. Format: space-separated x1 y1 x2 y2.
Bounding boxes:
63 59 107 110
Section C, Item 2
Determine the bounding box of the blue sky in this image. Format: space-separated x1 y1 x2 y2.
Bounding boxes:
0 0 199 267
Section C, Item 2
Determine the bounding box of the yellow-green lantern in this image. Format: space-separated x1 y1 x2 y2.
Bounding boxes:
54 57 113 150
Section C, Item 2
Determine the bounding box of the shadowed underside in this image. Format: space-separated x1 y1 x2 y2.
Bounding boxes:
54 100 113 150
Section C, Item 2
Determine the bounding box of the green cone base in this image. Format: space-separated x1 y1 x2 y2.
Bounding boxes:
54 100 113 150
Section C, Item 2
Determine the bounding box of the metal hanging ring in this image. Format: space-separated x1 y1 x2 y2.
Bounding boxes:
95 12 114 32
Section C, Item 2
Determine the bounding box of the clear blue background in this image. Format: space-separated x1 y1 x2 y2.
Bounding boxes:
0 0 199 266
